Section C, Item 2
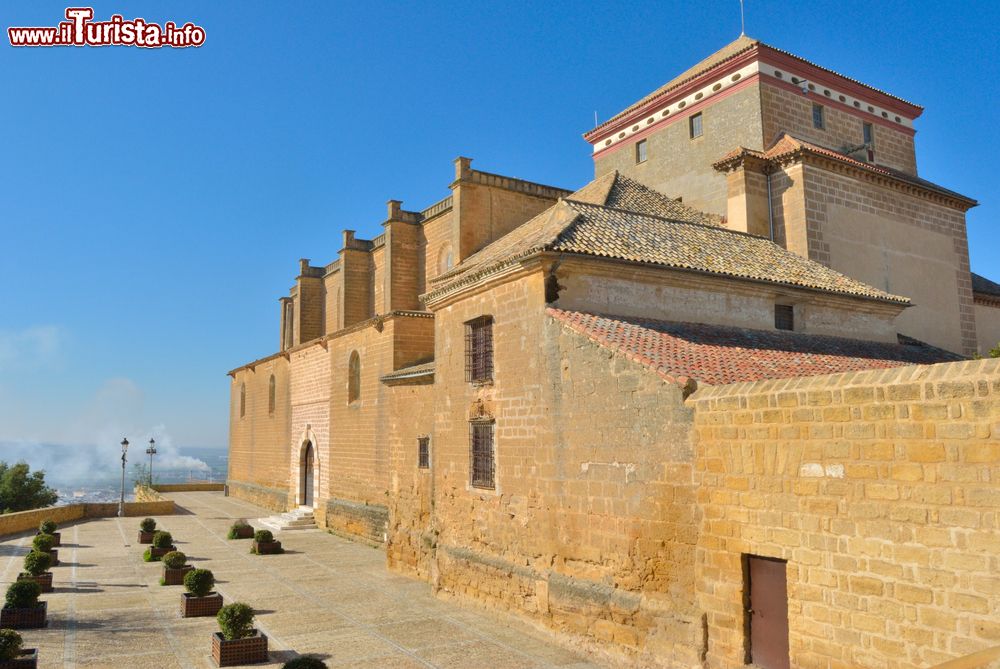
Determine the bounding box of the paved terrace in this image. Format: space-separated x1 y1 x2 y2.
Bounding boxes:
0 492 603 669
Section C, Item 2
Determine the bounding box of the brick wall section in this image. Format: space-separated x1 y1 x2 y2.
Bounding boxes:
226 480 289 513
422 209 456 285
341 247 374 328
760 82 917 175
323 270 342 334
289 343 331 508
595 83 765 216
0 500 175 538
297 274 325 344
692 358 1000 669
372 245 386 315
228 356 291 495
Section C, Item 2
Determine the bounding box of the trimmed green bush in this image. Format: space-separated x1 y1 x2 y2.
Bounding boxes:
0 629 24 661
38 519 57 535
162 551 187 569
22 550 51 577
217 602 255 640
184 569 215 598
142 548 155 562
139 517 156 532
227 519 252 540
151 531 173 549
31 533 54 553
282 658 328 669
4 581 41 610
253 529 273 543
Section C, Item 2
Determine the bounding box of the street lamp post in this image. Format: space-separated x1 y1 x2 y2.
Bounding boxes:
146 438 157 486
118 438 129 517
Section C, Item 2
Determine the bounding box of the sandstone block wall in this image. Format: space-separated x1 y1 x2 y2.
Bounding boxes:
595 82 765 215
228 356 291 498
692 358 1000 669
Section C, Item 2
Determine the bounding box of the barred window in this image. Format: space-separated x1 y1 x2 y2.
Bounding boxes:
689 113 703 139
418 437 430 469
470 421 495 489
635 139 647 164
268 374 276 415
465 316 494 383
239 383 246 418
775 304 794 331
348 351 361 404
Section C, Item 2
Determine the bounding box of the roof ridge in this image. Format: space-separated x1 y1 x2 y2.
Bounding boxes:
563 198 760 239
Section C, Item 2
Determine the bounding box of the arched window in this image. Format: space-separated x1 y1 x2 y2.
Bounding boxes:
268 374 276 415
437 243 454 276
348 351 361 404
239 383 246 418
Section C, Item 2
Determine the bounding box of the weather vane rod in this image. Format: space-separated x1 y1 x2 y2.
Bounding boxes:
739 0 746 36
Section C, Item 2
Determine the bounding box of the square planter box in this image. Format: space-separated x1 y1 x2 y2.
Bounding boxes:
17 572 52 593
150 544 177 559
251 540 282 555
181 592 223 618
138 530 155 544
37 532 60 547
47 549 58 567
162 564 195 586
212 630 268 667
230 526 254 540
0 602 47 629
0 648 38 668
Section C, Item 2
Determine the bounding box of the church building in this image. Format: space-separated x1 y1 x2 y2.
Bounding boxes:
227 37 1000 669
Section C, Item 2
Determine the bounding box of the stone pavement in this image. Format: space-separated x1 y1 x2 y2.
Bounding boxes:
0 492 605 669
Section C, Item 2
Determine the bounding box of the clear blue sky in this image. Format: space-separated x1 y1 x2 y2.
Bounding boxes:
2 1 997 453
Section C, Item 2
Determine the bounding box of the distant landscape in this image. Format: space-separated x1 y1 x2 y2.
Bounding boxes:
0 443 228 506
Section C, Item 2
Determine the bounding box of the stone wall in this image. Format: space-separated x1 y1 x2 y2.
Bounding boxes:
392 273 704 667
226 480 290 513
692 358 1000 669
0 500 175 538
228 355 291 493
594 82 765 216
974 301 1000 355
759 81 917 175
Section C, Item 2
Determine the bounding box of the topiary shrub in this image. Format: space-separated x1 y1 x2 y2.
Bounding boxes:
253 529 273 543
142 548 154 562
140 518 156 532
151 531 173 548
184 569 215 598
282 658 328 669
31 534 54 553
22 550 51 577
217 602 255 640
227 519 252 539
38 519 57 535
162 551 187 569
4 581 41 610
0 629 23 661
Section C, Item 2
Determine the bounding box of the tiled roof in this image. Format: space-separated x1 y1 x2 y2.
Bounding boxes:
379 361 435 383
716 134 977 206
428 185 909 305
972 272 1000 298
571 171 725 227
591 36 919 136
548 308 962 387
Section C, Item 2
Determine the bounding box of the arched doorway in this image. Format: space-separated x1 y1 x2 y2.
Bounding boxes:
300 441 314 507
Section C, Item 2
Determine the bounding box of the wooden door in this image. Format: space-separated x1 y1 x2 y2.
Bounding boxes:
302 442 314 507
747 556 790 669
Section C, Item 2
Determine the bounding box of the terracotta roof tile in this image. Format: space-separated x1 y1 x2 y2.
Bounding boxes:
549 308 962 386
567 171 724 226
427 175 909 305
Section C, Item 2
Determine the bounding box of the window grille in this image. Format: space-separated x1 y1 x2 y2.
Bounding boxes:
775 304 794 331
812 104 825 129
465 316 494 383
469 422 495 489
635 139 647 164
418 437 430 469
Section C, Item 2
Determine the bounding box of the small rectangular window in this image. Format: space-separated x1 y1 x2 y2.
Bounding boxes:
689 113 703 139
812 104 825 129
470 421 495 489
775 304 794 331
465 316 494 383
418 437 430 469
863 122 875 161
635 139 647 164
